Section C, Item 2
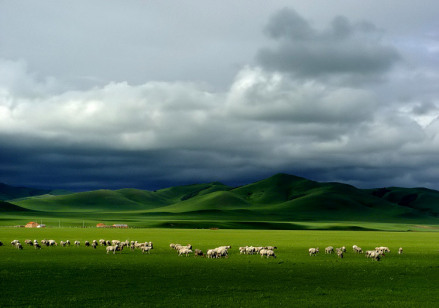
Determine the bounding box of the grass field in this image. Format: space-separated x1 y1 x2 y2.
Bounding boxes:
1 227 439 307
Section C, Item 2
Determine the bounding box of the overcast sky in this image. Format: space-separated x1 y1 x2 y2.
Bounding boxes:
1 1 439 191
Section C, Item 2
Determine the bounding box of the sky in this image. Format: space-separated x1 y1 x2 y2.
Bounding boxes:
1 1 439 191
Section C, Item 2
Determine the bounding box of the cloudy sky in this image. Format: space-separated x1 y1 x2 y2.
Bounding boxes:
1 1 439 191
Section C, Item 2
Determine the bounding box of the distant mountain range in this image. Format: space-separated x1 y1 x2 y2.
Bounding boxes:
2 173 439 223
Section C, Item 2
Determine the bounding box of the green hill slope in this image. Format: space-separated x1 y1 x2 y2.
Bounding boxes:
0 200 31 212
6 174 439 224
0 183 51 201
151 191 251 213
366 187 439 216
11 182 232 213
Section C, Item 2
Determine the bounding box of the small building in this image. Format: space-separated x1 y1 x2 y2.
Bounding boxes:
96 223 107 228
25 221 40 228
112 224 128 228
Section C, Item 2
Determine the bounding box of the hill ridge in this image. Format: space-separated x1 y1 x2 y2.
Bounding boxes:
5 174 439 223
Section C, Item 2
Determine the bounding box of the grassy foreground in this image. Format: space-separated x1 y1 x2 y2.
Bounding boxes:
1 228 439 307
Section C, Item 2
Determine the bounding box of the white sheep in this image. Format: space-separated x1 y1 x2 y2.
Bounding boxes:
213 247 228 258
111 240 121 246
106 244 119 254
398 247 403 254
11 240 20 246
142 246 152 254
74 241 80 246
337 250 343 259
245 246 256 255
309 248 319 256
325 246 334 254
178 248 192 256
48 240 57 246
207 249 217 258
260 249 276 258
239 246 247 254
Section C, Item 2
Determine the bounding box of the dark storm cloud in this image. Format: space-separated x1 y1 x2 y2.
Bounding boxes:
2 3 439 191
257 8 401 80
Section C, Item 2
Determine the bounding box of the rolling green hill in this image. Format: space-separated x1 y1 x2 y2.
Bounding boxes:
0 183 50 201
5 173 439 226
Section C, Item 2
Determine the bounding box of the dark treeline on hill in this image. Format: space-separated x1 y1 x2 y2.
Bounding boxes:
3 173 439 225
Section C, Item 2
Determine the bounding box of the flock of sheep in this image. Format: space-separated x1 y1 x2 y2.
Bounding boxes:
308 245 403 261
1 239 402 261
169 243 278 258
3 239 154 255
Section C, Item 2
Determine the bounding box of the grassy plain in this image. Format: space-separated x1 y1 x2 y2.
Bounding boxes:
1 227 439 307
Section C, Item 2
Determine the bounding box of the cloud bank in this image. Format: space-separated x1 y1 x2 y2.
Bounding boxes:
1 7 439 190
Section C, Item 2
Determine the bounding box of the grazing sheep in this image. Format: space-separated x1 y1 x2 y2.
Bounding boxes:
85 241 90 247
337 250 343 259
16 242 23 250
66 240 71 246
266 250 276 258
194 249 204 257
34 243 41 249
254 247 264 254
376 246 390 253
260 249 276 258
214 247 228 258
142 246 152 254
74 241 80 246
341 246 346 252
354 246 363 254
368 251 382 261
245 246 256 255
111 240 121 246
60 241 66 247
25 239 33 246
99 239 106 246
0 241 3 246
48 240 57 246
309 248 319 256
239 246 247 254
352 245 358 252
207 249 217 258
178 248 193 256
106 244 119 254
92 242 97 249
106 240 111 246
11 240 20 246
266 246 277 250
398 247 403 254
325 246 334 254
170 243 176 249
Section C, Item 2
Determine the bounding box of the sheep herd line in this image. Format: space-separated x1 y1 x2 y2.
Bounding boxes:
309 245 403 261
1 239 402 261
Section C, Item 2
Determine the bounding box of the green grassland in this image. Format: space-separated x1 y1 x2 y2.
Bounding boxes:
1 228 439 307
2 173 439 230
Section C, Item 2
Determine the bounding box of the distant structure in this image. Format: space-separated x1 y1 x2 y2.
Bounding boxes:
96 223 128 228
25 222 45 228
112 224 128 228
